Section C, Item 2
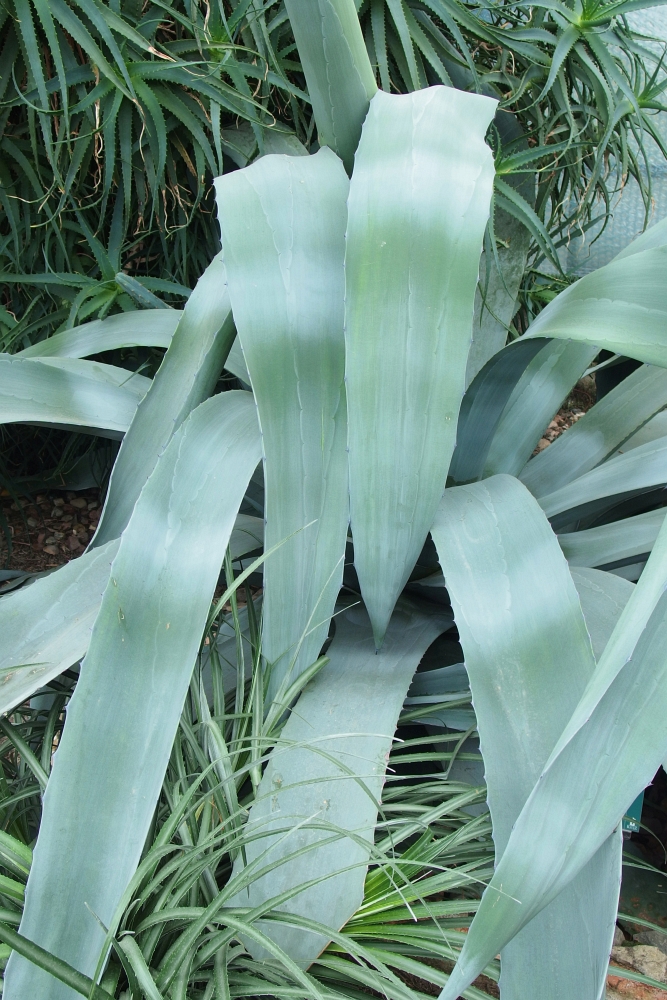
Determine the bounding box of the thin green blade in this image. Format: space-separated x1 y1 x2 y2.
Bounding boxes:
215 148 349 698
345 86 496 644
4 391 261 1000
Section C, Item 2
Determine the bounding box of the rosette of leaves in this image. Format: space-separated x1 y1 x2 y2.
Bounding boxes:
2 4 667 1000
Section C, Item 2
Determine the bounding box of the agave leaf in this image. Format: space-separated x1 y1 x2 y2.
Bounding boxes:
483 340 598 478
17 310 182 358
228 600 449 967
549 505 667 764
5 391 261 999
431 475 621 1000
465 210 532 387
0 356 143 438
0 516 262 718
224 338 250 384
283 0 377 173
448 338 548 486
215 148 349 698
93 253 235 545
521 364 667 497
34 357 152 400
539 437 667 523
439 524 667 1000
619 412 667 452
524 247 667 367
345 86 496 643
570 566 634 660
559 509 666 571
0 540 119 716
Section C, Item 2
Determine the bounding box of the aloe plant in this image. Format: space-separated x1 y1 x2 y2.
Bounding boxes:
3 2 667 999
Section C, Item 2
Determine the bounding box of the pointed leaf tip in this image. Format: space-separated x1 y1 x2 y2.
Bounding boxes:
345 86 496 642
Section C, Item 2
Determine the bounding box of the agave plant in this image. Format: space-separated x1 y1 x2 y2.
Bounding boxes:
3 2 667 999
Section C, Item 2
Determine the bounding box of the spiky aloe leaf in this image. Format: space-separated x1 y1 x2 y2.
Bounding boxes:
215 148 349 698
5 391 261 1000
228 601 449 967
431 475 621 1000
345 86 496 644
283 0 377 173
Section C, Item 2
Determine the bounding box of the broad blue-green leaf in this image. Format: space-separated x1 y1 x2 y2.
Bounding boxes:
439 539 667 1000
17 310 181 358
93 254 235 545
465 212 532 387
619 411 667 452
539 438 667 522
483 340 598 478
224 337 250 384
559 510 666 571
5 391 261 1000
431 475 621 1000
35 357 152 400
570 566 635 660
449 339 548 486
520 364 667 497
229 601 449 967
283 0 377 173
524 247 667 367
215 149 349 698
550 507 667 764
0 540 119 716
0 515 263 719
345 87 496 644
0 356 143 438
404 656 476 732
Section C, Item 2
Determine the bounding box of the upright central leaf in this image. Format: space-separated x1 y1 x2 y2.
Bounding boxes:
215 149 349 699
344 87 496 645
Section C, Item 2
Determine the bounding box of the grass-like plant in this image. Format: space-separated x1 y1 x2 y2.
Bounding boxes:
3 3 667 999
